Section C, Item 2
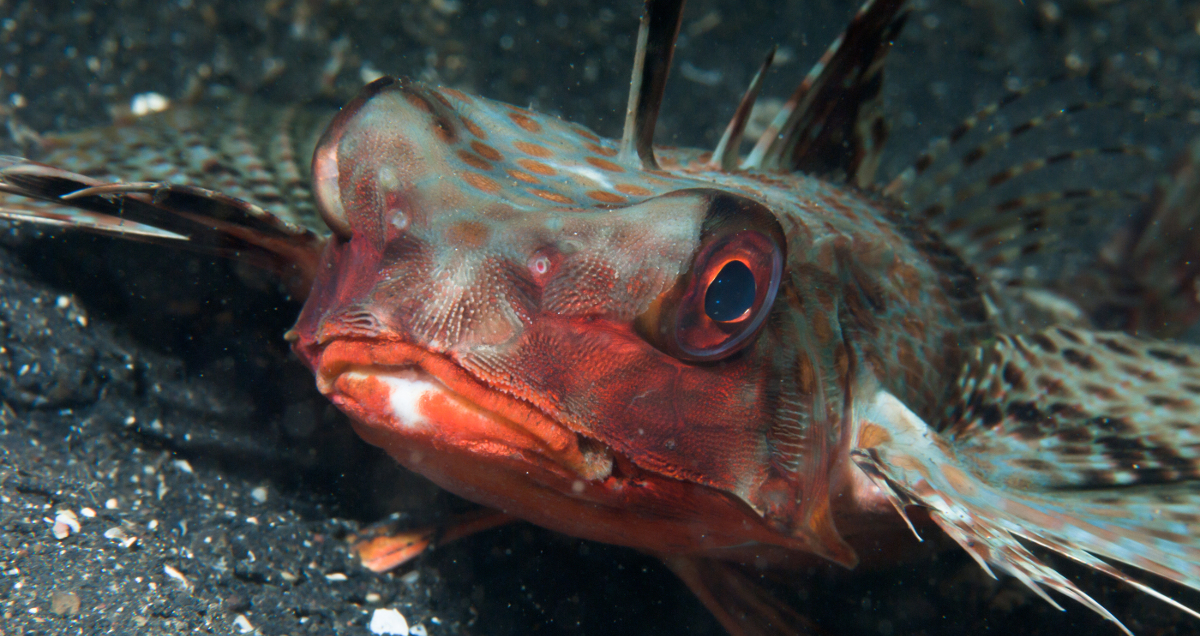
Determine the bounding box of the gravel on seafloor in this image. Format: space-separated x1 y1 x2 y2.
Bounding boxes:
3 1 1200 635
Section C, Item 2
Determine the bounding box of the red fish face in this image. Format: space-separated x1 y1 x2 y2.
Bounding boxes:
287 77 841 558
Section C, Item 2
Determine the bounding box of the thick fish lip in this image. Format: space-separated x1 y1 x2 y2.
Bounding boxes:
313 337 614 483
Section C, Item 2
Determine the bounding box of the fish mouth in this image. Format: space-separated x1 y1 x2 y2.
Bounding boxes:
313 337 615 484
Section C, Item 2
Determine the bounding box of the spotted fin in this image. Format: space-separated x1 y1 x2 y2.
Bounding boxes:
851 328 1200 633
8 100 333 236
743 0 909 186
0 158 324 295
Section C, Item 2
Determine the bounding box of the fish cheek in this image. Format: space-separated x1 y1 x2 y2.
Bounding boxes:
489 320 772 501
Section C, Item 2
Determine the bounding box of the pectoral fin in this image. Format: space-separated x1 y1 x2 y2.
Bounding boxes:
851 388 1200 635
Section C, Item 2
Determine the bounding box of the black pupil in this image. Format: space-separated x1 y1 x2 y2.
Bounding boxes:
704 260 756 322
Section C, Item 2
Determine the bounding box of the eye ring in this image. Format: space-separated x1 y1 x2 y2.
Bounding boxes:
635 191 786 362
670 230 782 360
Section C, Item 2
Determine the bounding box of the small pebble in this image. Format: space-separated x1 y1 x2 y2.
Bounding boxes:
104 498 119 509
369 608 409 635
52 510 80 540
250 486 268 503
50 591 80 616
232 614 255 634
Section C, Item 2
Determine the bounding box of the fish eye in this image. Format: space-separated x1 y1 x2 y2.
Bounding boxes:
636 191 785 362
704 260 756 322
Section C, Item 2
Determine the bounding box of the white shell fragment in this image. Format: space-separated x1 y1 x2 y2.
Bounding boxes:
369 608 410 636
232 613 255 633
130 92 170 116
52 510 80 540
163 564 191 590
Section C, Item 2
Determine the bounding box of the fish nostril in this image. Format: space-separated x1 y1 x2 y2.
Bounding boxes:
390 209 409 231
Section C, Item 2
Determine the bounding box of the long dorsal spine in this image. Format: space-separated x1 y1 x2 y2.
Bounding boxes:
618 0 686 170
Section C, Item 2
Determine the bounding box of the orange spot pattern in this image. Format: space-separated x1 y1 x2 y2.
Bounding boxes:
586 190 626 204
614 184 653 197
463 172 501 194
461 117 487 140
513 141 553 158
471 141 504 161
517 158 556 176
529 189 573 205
584 142 617 157
508 111 543 133
456 150 492 171
585 156 624 173
506 169 541 184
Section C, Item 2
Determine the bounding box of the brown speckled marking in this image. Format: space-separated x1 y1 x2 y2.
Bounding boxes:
1097 337 1139 357
471 141 504 161
463 172 502 194
615 184 653 197
456 150 492 171
1148 348 1196 367
1084 384 1118 400
1147 395 1191 410
517 159 556 176
514 141 553 158
1036 375 1070 398
586 190 626 204
1055 327 1084 345
529 189 573 205
585 156 625 173
1062 349 1100 372
1002 362 1027 391
509 111 543 133
1119 363 1161 382
445 221 491 249
1029 333 1059 353
431 115 458 144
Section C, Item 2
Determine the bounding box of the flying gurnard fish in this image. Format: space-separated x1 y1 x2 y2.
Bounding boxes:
4 0 1200 633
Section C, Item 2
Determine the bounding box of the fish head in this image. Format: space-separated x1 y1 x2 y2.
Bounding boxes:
290 77 840 559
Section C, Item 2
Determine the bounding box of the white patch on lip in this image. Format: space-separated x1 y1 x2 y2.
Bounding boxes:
374 372 441 430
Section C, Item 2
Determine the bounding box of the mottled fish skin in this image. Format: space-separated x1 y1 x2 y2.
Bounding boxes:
4 0 1200 634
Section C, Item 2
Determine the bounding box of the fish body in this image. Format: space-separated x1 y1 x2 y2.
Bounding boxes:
284 77 986 570
4 1 1200 633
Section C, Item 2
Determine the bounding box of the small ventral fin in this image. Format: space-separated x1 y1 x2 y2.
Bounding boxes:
743 0 909 186
0 158 324 295
850 331 1200 634
618 0 686 170
662 556 823 636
